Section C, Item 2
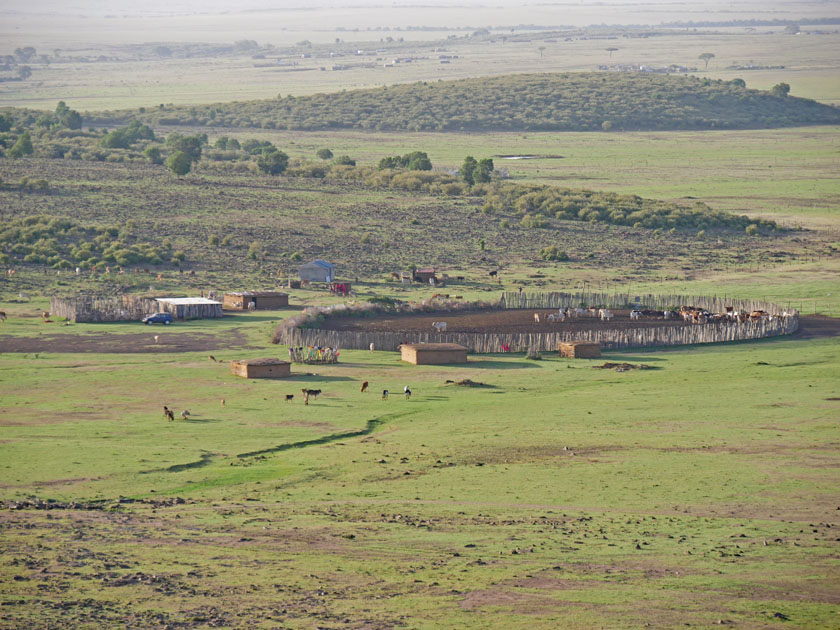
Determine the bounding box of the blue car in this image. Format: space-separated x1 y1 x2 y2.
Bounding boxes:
142 312 173 325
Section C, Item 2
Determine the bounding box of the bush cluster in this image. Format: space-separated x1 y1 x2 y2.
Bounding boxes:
93 72 840 132
0 215 170 269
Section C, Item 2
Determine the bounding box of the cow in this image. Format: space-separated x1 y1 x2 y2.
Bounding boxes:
432 321 447 333
302 388 322 399
489 270 498 277
630 310 642 321
390 272 401 281
404 385 411 400
180 410 191 420
599 309 613 321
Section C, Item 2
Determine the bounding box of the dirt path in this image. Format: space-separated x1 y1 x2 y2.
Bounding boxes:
792 315 840 339
0 329 255 353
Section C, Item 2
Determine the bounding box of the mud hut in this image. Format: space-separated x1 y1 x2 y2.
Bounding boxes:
223 291 289 311
559 341 601 359
230 358 292 379
155 297 222 320
412 268 437 284
401 343 467 365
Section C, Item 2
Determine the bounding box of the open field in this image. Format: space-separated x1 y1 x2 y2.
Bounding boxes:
1 2 839 625
1 306 839 628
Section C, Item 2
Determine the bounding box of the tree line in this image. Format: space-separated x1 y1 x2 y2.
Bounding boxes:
88 72 840 132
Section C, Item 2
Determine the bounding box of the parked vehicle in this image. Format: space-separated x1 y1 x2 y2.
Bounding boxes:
142 312 173 325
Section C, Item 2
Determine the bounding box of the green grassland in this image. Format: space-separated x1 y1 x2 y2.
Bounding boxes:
1 4 839 624
1 308 839 628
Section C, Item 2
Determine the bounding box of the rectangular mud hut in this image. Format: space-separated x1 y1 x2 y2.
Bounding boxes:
155 297 223 320
559 342 601 359
401 343 468 365
223 291 289 311
230 358 292 379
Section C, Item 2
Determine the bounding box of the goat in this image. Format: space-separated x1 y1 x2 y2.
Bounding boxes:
630 310 642 321
404 386 411 400
180 410 191 420
382 390 389 400
360 381 369 393
284 394 294 402
154 335 160 344
163 406 174 422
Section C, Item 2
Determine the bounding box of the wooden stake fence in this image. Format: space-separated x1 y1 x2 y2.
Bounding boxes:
277 316 798 353
50 295 159 323
500 291 786 315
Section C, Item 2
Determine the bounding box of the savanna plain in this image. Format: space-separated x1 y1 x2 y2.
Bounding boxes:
1 1 839 628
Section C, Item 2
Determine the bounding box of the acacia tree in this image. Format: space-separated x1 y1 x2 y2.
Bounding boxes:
699 52 715 70
166 151 191 176
316 148 333 160
771 82 790 98
7 131 34 158
606 47 618 58
460 156 478 186
257 148 289 175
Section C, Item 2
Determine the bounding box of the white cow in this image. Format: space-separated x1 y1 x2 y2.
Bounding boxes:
630 310 642 321
432 321 447 333
599 309 613 321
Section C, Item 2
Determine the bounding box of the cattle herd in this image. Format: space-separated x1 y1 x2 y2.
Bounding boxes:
429 305 798 333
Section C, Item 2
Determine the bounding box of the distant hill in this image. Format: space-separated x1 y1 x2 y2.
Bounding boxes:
100 72 840 132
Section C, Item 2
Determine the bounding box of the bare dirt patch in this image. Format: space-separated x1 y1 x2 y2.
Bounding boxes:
792 315 840 339
0 329 254 354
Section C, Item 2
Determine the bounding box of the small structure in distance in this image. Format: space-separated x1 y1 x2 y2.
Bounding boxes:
230 358 292 378
559 341 601 358
401 342 468 365
223 291 289 311
299 260 335 283
154 297 223 320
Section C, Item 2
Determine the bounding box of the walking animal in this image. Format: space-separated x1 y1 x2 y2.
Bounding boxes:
180 410 191 420
404 386 411 400
163 406 174 422
284 394 294 402
360 381 369 393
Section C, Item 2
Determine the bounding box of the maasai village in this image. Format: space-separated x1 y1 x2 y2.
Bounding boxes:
0 0 838 628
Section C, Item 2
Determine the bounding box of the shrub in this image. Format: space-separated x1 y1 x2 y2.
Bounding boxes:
539 245 569 261
521 213 550 228
745 224 759 236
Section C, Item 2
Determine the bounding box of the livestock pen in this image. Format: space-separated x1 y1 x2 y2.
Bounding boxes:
273 292 799 353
